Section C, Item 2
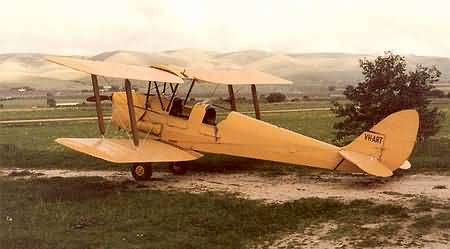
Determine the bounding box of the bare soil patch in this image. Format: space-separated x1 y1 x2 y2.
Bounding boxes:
2 168 449 204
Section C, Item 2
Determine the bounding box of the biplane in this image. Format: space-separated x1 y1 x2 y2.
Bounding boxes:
47 56 419 180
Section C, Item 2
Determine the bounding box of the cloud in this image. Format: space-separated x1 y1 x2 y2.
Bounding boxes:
1 0 449 56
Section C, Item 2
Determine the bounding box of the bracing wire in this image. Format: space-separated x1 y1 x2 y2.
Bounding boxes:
207 84 220 101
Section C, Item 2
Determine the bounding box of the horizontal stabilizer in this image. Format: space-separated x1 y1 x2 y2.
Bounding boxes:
338 150 393 177
56 138 202 163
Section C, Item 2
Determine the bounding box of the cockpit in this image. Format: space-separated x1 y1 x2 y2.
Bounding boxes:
141 81 217 126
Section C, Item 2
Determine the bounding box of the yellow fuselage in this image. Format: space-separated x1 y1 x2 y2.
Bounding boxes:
111 92 361 173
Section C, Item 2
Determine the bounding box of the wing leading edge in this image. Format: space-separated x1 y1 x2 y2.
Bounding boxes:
56 138 203 163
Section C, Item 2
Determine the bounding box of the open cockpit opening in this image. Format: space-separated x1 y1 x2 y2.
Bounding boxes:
202 105 216 125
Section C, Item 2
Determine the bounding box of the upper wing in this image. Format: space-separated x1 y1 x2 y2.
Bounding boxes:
151 64 292 85
185 68 293 85
47 56 184 83
56 138 203 163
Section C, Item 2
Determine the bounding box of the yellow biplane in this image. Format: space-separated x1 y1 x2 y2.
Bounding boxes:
47 56 419 180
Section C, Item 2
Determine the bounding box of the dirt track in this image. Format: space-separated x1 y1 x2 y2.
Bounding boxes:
2 169 448 204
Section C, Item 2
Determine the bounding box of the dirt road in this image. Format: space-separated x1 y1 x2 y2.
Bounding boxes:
2 169 448 204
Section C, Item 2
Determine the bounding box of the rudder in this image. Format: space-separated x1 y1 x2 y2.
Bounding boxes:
341 109 419 175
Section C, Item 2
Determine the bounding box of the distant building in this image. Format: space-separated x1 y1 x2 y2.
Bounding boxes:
13 86 34 92
55 102 80 107
103 85 113 91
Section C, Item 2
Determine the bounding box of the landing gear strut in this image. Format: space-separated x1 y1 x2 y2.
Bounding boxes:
131 163 152 181
169 162 187 175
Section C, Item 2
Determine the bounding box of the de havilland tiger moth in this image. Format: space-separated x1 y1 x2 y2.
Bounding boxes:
46 56 419 181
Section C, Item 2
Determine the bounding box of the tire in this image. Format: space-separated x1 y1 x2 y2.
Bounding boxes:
169 162 187 175
131 163 152 181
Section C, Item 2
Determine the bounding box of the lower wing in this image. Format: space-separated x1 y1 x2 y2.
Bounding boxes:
56 138 203 163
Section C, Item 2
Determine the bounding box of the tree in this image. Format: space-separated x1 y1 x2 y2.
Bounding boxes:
46 92 56 107
332 52 445 144
328 85 337 99
266 92 286 103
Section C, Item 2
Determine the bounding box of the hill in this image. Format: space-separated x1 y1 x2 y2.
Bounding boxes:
1 49 449 94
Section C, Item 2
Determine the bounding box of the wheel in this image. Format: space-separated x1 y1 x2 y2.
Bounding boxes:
169 162 187 175
131 163 152 181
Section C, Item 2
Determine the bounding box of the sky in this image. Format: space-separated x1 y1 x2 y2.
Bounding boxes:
1 0 449 56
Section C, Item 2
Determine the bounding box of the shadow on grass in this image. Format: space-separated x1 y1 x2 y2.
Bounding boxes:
175 154 321 176
1 176 133 202
0 144 122 171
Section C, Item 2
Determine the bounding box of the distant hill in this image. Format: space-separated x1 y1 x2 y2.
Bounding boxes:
1 49 449 94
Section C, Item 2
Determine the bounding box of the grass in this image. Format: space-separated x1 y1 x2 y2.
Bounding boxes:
1 100 450 248
1 103 450 175
0 107 112 121
324 198 450 248
2 177 448 249
0 110 344 178
0 176 414 249
0 109 336 173
214 99 332 112
0 97 90 109
410 212 450 237
0 122 122 170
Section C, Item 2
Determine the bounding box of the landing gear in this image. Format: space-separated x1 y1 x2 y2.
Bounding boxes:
169 162 187 175
131 163 152 181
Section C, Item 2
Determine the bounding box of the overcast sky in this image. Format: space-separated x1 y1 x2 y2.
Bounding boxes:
1 0 449 56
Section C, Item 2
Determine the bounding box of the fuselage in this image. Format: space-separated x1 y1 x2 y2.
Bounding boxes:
111 92 362 174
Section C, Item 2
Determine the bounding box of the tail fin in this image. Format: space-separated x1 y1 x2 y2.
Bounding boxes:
339 109 419 177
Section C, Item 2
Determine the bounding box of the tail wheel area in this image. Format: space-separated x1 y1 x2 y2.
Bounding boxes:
131 163 152 181
169 162 187 175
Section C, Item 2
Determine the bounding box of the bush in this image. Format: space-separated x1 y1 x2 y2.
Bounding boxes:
430 89 445 98
266 92 286 103
332 51 445 143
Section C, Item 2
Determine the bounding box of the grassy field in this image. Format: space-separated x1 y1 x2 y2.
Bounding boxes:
0 99 328 121
0 97 89 109
1 99 449 249
1 176 449 249
0 107 112 121
1 101 449 174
